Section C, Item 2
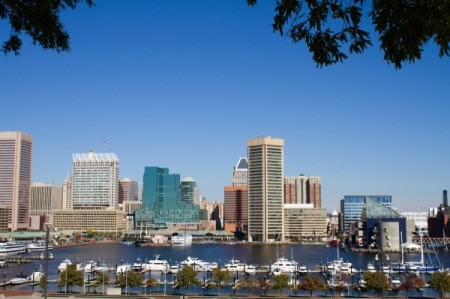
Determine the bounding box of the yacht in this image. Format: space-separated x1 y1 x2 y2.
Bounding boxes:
28 271 44 282
224 259 246 272
132 257 143 271
390 275 401 288
367 262 376 272
57 259 72 272
9 274 28 285
95 263 109 272
271 257 298 273
116 264 132 274
180 256 211 271
0 242 26 255
84 260 97 273
169 263 179 274
244 264 257 275
26 241 53 252
297 264 308 275
143 255 169 272
171 234 193 247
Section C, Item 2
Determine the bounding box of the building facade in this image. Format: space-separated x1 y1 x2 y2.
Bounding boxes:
247 137 284 242
30 183 63 223
72 151 119 209
232 157 248 186
119 178 139 203
53 209 125 233
284 204 327 239
62 175 72 210
284 175 308 204
224 186 248 232
180 177 197 205
0 131 33 231
340 195 392 232
307 176 321 207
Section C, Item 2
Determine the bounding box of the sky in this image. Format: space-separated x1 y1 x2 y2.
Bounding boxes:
1 1 449 212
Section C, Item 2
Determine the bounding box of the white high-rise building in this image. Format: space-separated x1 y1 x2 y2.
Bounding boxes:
30 183 63 223
247 137 284 242
0 131 33 231
72 150 119 209
62 174 72 210
232 157 248 186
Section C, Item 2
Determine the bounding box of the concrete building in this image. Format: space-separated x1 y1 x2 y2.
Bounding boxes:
307 176 321 207
284 175 308 204
399 211 428 236
120 200 142 215
180 177 197 205
232 157 248 186
52 209 126 233
0 206 10 231
30 183 63 224
201 201 223 230
0 131 33 231
118 178 139 203
72 151 119 209
62 175 72 210
224 186 248 232
247 137 284 242
284 204 327 239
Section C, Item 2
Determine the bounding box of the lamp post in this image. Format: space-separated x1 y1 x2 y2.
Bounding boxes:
43 223 50 299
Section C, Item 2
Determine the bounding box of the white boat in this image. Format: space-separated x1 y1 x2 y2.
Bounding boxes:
116 264 132 274
224 259 246 272
272 268 282 276
171 234 193 247
298 264 308 275
180 256 212 271
143 255 169 272
367 262 376 272
95 263 109 272
58 259 72 272
271 257 298 273
84 260 97 273
132 257 143 271
390 275 401 288
151 235 169 244
0 242 26 255
28 271 44 282
244 264 256 274
9 275 28 285
39 252 54 260
169 263 179 274
26 241 53 252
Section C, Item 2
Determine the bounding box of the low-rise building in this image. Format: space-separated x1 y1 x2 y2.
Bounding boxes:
284 204 327 239
52 209 126 234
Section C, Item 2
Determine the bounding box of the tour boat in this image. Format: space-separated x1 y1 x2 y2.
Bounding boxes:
26 241 53 252
271 257 298 273
0 242 26 255
143 255 169 272
171 234 193 247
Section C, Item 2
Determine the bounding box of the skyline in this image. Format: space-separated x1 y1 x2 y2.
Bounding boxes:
1 1 449 212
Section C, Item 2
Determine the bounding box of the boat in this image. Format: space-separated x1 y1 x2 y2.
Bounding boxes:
84 260 97 273
39 252 54 260
244 264 256 275
297 264 308 275
151 235 169 244
116 264 132 274
224 259 246 272
169 263 179 274
28 271 44 282
95 263 109 272
132 257 143 271
9 274 28 285
179 256 212 271
26 241 53 252
0 242 26 255
143 255 169 272
271 257 298 273
57 259 72 272
272 268 282 276
367 262 376 272
390 275 401 288
171 234 193 247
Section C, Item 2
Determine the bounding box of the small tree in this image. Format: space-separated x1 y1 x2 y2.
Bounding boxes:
272 274 290 294
430 271 450 298
116 270 143 294
239 276 259 295
363 271 390 294
210 267 230 295
58 264 83 293
145 277 158 294
299 276 326 296
95 272 110 294
177 265 201 295
39 274 46 290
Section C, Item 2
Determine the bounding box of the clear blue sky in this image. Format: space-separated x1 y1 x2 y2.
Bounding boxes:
1 1 449 212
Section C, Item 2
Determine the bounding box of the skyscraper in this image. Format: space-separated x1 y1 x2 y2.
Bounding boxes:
232 157 248 186
72 151 119 209
0 131 33 231
180 177 197 205
30 183 63 223
247 137 284 242
118 178 139 203
307 176 321 207
284 175 308 204
142 167 180 209
224 186 248 232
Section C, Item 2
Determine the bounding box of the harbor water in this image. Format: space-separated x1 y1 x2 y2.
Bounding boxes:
3 243 450 296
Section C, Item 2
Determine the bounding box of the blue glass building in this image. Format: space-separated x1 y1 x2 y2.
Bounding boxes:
135 167 199 230
340 195 392 232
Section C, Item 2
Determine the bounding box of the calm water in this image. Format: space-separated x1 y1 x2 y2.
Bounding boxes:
4 243 450 296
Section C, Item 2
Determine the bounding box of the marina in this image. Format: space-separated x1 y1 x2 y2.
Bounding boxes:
0 242 448 296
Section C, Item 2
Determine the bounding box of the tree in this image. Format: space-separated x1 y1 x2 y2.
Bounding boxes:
363 271 390 293
145 277 158 294
272 274 290 294
115 270 143 294
430 271 450 298
399 275 425 298
58 264 83 293
39 274 46 289
2 1 447 68
239 276 260 295
95 272 110 294
176 265 201 294
248 0 449 68
210 267 230 295
299 276 327 296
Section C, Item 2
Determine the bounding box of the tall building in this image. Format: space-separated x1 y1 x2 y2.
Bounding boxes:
119 178 139 203
30 183 63 223
224 186 248 232
232 157 248 186
0 131 33 231
307 176 321 207
62 174 72 209
284 175 308 204
72 151 119 209
247 137 284 242
180 177 197 205
444 190 448 207
340 195 392 232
